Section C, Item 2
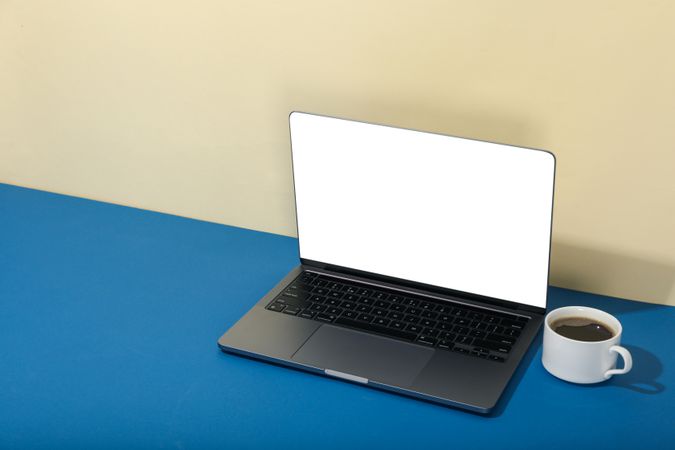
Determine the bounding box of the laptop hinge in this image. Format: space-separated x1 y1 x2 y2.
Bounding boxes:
517 304 546 315
300 258 546 315
301 258 325 269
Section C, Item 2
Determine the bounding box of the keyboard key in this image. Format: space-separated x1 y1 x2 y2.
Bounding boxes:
403 298 419 307
473 346 490 355
501 319 524 330
389 320 405 329
406 307 422 315
387 311 404 320
422 328 438 337
326 307 343 315
341 301 357 310
484 316 501 324
309 295 325 303
358 297 374 305
473 339 512 353
389 295 404 303
357 313 375 323
288 282 311 291
334 317 417 341
421 310 438 319
454 326 470 335
438 340 453 350
439 332 456 342
310 304 326 312
343 294 359 302
283 306 301 315
419 301 434 310
281 290 302 299
266 303 285 312
469 329 487 338
313 288 328 295
315 313 337 323
486 324 504 334
504 328 521 337
456 335 473 346
437 322 453 331
404 315 420 324
486 334 516 345
454 317 470 326
417 335 437 346
451 308 467 317
299 310 315 319
374 300 389 309
274 296 308 309
468 312 483 321
372 308 387 316
326 282 342 290
355 288 372 296
371 292 389 301
342 310 358 319
420 319 437 328
406 324 422 333
344 286 358 294
325 298 342 307
328 291 343 299
299 272 316 282
373 317 390 327
453 347 470 354
390 304 406 312
356 305 373 313
435 305 451 313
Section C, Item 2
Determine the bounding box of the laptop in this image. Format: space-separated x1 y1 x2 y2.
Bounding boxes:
218 112 556 413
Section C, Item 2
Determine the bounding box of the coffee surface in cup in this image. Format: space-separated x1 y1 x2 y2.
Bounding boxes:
551 317 614 342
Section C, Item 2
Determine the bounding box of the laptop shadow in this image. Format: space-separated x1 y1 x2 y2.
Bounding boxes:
486 330 542 418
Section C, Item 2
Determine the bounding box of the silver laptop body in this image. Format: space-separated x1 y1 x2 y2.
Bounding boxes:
218 112 556 414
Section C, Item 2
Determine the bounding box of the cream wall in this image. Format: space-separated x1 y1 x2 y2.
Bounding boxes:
1 1 674 305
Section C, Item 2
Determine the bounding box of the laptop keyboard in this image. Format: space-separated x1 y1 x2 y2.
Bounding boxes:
265 271 529 362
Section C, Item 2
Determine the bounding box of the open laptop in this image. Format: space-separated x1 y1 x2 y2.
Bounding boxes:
218 112 555 413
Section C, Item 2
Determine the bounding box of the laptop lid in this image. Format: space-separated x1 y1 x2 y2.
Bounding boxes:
289 112 555 309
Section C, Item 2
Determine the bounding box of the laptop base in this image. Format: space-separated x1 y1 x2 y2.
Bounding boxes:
218 265 544 414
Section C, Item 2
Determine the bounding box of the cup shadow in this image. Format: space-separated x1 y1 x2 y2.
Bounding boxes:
491 344 665 419
606 345 665 394
571 345 665 395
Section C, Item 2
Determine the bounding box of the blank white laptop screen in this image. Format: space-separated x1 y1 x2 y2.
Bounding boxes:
289 112 555 308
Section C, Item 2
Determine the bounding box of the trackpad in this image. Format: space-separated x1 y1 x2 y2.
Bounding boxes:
292 325 434 387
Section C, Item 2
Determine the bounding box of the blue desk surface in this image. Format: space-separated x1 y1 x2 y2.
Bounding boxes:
1 183 673 448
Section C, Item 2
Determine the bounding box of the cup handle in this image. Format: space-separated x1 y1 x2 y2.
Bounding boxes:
604 345 633 379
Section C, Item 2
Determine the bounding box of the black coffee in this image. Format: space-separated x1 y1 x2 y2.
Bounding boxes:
551 317 614 342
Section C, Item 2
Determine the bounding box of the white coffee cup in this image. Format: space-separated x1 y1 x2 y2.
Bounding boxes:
542 306 632 384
